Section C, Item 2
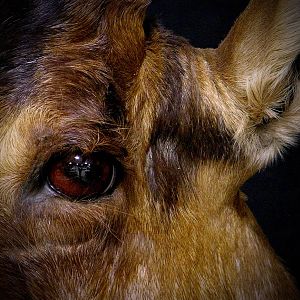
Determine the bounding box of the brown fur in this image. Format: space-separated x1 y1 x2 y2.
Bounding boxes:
0 0 299 298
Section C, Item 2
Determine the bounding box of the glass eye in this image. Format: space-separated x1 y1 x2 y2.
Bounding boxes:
47 152 119 200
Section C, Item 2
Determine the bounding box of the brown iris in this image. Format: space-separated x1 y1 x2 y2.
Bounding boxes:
47 152 117 200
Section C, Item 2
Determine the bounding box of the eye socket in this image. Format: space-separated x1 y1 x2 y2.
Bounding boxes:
47 151 119 200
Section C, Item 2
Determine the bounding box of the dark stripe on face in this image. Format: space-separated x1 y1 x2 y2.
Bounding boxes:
146 34 234 210
105 84 125 124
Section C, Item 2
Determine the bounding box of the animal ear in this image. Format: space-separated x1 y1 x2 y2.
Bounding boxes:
217 0 300 168
105 0 151 85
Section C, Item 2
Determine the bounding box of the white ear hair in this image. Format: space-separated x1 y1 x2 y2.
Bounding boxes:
218 0 300 168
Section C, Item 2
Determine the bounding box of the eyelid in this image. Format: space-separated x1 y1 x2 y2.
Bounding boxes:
23 140 127 195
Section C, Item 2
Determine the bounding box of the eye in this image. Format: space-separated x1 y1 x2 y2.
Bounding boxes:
47 152 119 200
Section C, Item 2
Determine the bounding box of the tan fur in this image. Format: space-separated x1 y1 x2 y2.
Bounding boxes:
0 0 299 299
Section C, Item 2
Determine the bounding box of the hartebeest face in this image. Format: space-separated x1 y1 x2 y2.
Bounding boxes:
0 0 299 299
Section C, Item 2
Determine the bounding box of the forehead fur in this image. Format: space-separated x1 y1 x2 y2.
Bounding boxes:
0 0 237 216
0 0 149 110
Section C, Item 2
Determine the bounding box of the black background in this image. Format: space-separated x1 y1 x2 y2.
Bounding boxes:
147 0 300 287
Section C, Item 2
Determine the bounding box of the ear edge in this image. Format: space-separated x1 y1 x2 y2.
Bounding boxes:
215 0 300 169
217 0 300 96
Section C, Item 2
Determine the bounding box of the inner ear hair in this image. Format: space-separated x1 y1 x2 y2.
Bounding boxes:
259 56 299 126
293 54 300 78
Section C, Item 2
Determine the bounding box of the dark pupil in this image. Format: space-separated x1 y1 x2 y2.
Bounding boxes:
48 152 116 200
64 155 98 184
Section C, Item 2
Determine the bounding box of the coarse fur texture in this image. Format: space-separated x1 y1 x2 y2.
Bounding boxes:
0 0 299 299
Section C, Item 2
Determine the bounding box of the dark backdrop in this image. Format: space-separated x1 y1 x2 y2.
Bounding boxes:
147 0 300 287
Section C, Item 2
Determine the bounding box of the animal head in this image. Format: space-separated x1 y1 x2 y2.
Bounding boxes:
0 0 299 298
